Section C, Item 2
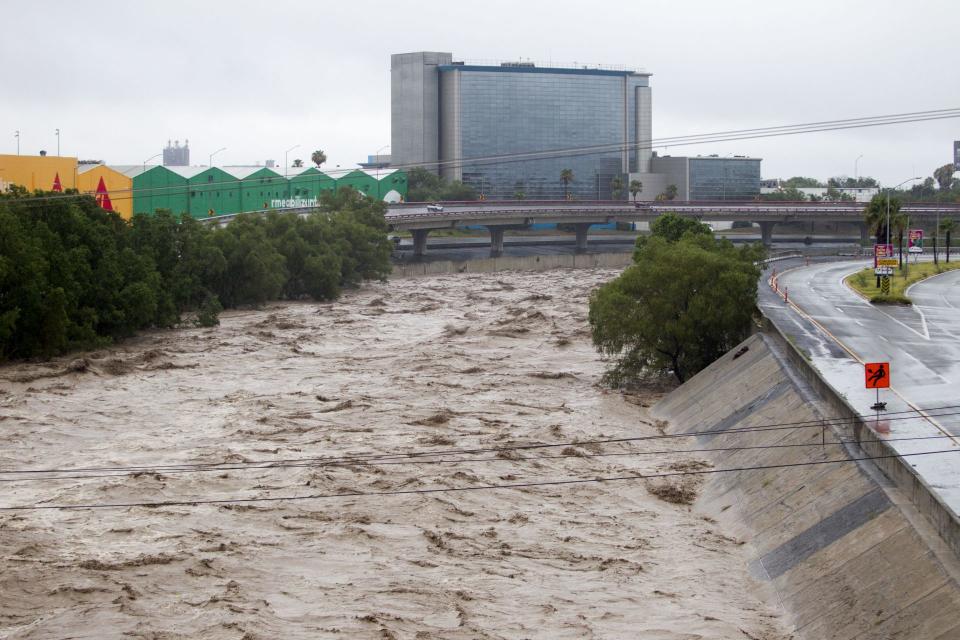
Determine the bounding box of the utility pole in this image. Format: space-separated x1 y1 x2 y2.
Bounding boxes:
55 128 60 156
14 130 20 155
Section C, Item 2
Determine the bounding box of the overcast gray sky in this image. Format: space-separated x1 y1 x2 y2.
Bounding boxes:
3 0 958 184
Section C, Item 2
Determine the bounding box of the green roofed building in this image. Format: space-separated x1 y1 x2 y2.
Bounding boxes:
114 163 408 219
288 167 336 204
378 170 407 202
336 169 380 198
115 165 189 217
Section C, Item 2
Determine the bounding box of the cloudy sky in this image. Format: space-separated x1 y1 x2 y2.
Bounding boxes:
3 0 957 184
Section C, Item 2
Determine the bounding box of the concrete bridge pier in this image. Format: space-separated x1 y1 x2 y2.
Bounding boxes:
757 221 775 246
412 229 430 258
858 222 870 245
487 226 506 257
574 223 592 254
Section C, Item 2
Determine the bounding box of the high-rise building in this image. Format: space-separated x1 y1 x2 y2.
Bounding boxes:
391 52 651 200
163 140 190 166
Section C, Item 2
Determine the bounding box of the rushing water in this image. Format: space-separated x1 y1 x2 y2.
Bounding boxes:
0 269 790 639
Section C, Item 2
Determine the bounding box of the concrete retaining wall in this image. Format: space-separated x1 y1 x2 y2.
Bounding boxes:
654 332 960 639
390 252 634 279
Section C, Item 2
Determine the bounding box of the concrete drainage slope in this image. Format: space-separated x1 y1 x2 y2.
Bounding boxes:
653 331 960 639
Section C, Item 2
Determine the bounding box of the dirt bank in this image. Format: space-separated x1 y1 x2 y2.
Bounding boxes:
0 269 791 639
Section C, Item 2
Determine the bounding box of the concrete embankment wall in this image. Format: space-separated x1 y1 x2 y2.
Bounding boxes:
654 331 960 639
390 252 633 278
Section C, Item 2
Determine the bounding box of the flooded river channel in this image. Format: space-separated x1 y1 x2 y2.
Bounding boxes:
0 269 790 639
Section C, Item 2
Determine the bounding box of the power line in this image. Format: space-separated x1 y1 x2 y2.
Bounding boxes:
3 404 959 479
4 432 958 484
6 108 960 207
2 448 956 512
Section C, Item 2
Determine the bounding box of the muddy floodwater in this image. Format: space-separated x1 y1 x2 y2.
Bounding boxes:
0 269 791 639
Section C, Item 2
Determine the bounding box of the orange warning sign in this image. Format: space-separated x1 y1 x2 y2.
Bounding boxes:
865 362 890 389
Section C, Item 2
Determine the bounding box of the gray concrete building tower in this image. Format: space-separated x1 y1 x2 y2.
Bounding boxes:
391 52 453 172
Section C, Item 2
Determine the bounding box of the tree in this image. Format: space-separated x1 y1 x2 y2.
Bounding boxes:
311 149 327 168
663 184 678 201
292 159 303 168
941 218 956 263
934 164 956 193
782 176 824 188
589 228 763 384
560 169 574 200
629 179 642 202
514 180 526 200
863 193 899 244
407 166 477 202
760 187 807 202
610 175 624 200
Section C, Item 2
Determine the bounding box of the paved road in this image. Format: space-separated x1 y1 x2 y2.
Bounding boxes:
759 258 960 513
768 260 960 434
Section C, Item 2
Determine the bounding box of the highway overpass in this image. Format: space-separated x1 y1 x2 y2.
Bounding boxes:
385 200 960 256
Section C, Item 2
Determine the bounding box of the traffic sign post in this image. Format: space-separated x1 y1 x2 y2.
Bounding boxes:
865 362 890 431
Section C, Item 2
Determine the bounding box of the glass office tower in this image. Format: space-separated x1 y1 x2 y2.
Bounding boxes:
392 53 651 200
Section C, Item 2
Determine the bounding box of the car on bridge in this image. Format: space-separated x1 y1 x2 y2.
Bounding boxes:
426 203 444 212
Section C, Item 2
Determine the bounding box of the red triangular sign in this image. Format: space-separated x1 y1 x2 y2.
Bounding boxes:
95 176 113 211
52 173 63 192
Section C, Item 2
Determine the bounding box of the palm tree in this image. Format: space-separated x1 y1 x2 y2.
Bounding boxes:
560 168 574 200
892 211 908 269
629 179 642 202
311 149 327 168
664 184 678 201
941 218 956 263
610 176 624 200
863 193 893 243
292 158 303 168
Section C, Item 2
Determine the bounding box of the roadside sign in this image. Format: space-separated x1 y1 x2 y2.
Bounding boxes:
865 362 890 389
874 266 894 276
909 229 924 254
874 243 894 267
877 257 898 267
881 276 891 295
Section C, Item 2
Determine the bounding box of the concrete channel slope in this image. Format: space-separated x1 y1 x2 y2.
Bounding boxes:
653 330 960 639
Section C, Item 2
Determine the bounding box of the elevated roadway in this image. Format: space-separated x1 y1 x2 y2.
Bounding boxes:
385 200 960 256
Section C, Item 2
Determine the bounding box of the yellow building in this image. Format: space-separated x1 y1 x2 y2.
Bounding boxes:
0 154 78 192
77 164 133 220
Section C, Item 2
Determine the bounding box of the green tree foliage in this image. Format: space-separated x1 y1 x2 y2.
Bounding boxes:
629 179 642 202
589 214 764 384
782 176 824 188
934 164 955 192
560 169 574 199
406 167 477 202
863 192 901 246
828 176 878 188
0 189 392 360
759 187 808 202
311 149 327 168
660 184 678 201
610 175 624 200
292 159 303 168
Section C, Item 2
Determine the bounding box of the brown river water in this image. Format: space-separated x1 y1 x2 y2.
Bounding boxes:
0 269 791 639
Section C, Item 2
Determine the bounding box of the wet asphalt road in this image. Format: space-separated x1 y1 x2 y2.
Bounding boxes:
762 259 960 437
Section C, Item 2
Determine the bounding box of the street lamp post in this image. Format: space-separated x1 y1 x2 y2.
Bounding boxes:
55 129 60 156
209 147 226 167
886 176 921 277
374 144 390 184
14 130 19 155
854 154 863 182
143 152 162 174
284 144 300 178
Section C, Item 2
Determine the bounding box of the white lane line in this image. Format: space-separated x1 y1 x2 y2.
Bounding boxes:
836 306 845 314
854 320 865 327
